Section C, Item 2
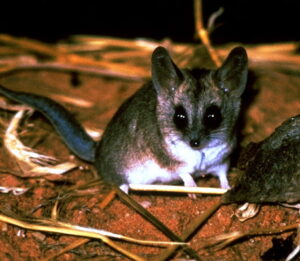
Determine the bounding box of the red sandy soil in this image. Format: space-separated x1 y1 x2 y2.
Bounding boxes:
0 51 299 260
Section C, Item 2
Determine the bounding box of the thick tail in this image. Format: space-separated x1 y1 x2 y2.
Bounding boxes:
0 85 96 162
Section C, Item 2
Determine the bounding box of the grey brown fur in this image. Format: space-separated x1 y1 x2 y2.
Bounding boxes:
0 46 248 191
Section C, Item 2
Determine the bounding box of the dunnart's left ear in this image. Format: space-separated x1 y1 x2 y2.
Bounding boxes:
215 46 248 97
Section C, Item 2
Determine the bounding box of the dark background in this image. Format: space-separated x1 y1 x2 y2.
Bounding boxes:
1 1 299 44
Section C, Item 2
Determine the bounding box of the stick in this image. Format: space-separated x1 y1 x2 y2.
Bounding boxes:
205 222 299 250
0 212 146 261
156 198 223 261
194 0 222 67
116 187 201 260
0 62 147 81
0 34 149 79
39 238 90 261
129 184 227 194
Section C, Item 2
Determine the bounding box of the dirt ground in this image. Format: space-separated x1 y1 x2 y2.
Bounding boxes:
0 45 299 260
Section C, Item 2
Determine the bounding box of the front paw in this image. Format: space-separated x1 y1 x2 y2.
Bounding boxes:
119 184 129 194
220 177 230 189
179 173 198 199
188 192 198 199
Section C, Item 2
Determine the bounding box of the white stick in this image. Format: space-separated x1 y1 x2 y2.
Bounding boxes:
129 184 228 194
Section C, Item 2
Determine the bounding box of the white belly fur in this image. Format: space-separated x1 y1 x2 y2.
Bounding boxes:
124 138 232 189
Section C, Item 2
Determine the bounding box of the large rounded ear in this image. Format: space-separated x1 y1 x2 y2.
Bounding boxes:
215 46 248 97
151 46 183 94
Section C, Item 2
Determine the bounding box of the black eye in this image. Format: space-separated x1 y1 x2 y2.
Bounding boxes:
203 105 222 130
173 106 188 130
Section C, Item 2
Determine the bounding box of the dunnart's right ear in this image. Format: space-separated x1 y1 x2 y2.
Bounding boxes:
151 46 183 95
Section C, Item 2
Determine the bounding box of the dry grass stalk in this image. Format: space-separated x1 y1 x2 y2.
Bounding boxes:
49 93 94 108
0 34 149 79
129 184 227 194
0 33 300 84
204 222 299 250
0 211 146 261
99 189 117 209
116 187 201 260
41 194 90 260
0 186 29 195
0 62 145 81
69 35 158 50
39 238 90 261
156 199 223 261
4 110 77 177
0 34 60 58
194 0 222 67
0 210 188 261
0 34 194 81
218 44 300 66
0 97 31 111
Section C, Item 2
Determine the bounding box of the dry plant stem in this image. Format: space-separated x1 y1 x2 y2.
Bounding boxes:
0 34 60 57
241 220 299 237
0 34 149 79
209 222 300 250
0 212 146 261
156 198 223 261
51 200 59 220
0 62 147 81
129 184 227 194
116 187 201 261
0 100 31 111
207 7 224 32
0 209 189 247
49 93 94 108
4 110 77 176
99 189 117 209
194 0 221 67
70 35 156 50
240 220 299 236
39 238 90 261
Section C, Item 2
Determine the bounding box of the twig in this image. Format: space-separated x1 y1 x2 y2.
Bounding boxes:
155 198 223 261
0 211 146 261
116 187 201 260
204 222 299 250
39 238 90 261
0 209 190 261
69 35 160 51
99 189 117 209
207 7 224 32
49 93 94 108
0 34 60 58
194 0 222 67
129 184 227 194
0 34 149 79
0 61 147 81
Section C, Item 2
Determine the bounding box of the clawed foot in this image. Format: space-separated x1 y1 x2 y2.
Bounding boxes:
179 173 198 199
119 184 129 194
